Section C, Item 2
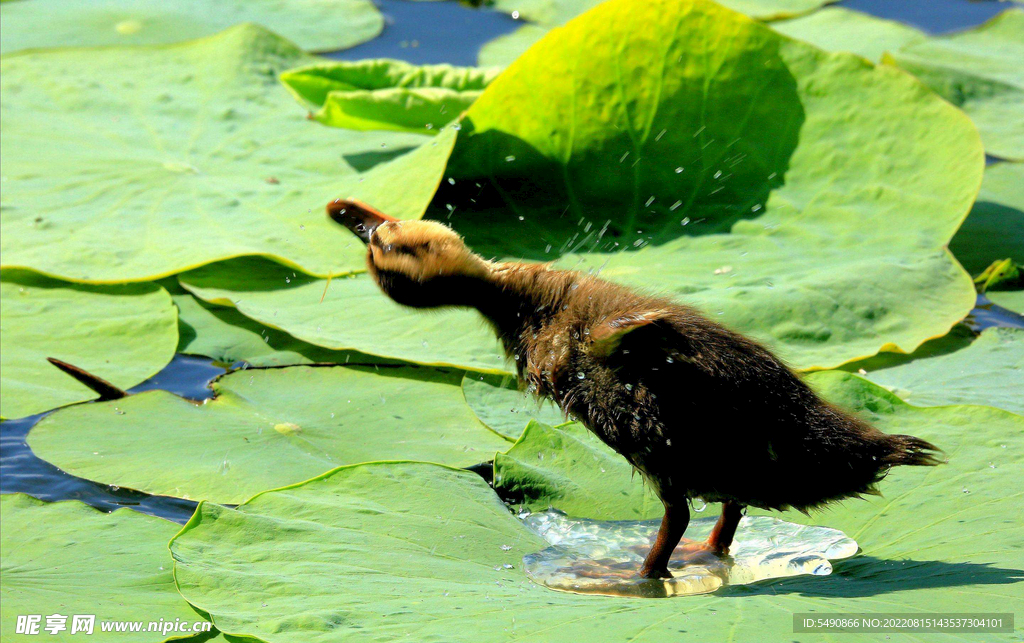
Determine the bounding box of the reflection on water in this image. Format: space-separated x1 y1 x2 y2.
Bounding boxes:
521 510 858 598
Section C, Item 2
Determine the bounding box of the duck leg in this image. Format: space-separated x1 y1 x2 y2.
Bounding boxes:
706 501 743 554
639 502 689 579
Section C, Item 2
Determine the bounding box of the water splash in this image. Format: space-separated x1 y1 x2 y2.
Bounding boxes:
521 510 858 598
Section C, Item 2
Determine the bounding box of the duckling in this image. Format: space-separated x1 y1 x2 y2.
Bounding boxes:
329 199 942 579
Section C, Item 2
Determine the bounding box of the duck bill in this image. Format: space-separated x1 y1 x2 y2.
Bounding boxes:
326 199 398 244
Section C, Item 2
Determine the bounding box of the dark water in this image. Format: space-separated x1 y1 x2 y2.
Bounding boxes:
838 0 1008 33
324 0 519 65
1 0 1018 524
0 356 227 523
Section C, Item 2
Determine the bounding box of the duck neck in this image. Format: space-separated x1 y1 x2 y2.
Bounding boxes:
471 262 576 346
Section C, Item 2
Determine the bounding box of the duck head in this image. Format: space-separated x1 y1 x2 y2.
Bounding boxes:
328 199 491 308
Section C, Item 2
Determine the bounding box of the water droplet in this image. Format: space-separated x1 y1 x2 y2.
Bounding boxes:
693 498 707 512
511 10 520 18
576 372 585 380
675 167 684 173
812 561 832 575
505 155 516 162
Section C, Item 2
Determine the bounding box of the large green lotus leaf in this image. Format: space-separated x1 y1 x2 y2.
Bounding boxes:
0 0 382 54
477 0 833 67
281 60 499 134
447 0 982 371
171 388 1023 643
1 495 205 643
855 327 1024 416
771 7 925 62
0 270 177 419
0 25 454 283
495 420 663 519
28 365 511 504
172 285 396 367
887 9 1024 161
179 257 510 374
949 163 1024 275
461 373 565 439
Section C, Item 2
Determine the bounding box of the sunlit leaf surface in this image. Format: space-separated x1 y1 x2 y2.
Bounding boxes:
0 0 383 54
888 9 1024 161
772 7 925 61
461 373 564 440
858 328 1024 416
0 270 177 419
0 25 451 282
950 163 1024 275
495 420 663 520
29 364 512 503
282 60 498 134
173 286 384 367
0 495 204 643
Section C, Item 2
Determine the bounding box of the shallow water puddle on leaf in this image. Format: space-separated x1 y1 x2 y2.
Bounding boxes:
521 510 857 597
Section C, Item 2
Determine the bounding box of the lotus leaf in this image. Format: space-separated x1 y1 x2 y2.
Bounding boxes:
170 373 1023 642
281 60 499 134
859 327 1024 416
444 0 982 370
461 373 565 439
0 25 452 282
477 24 548 68
887 9 1024 160
1 495 205 643
495 420 663 519
172 285 391 367
949 163 1024 275
772 7 925 61
0 0 382 54
28 365 511 503
179 257 509 374
0 270 177 419
989 290 1024 315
